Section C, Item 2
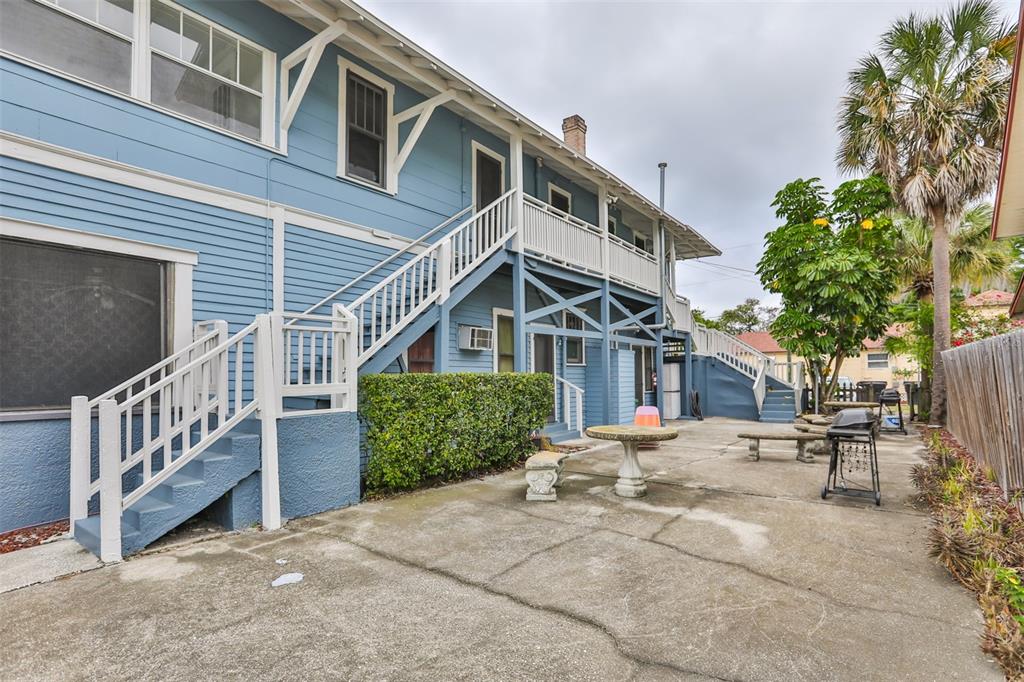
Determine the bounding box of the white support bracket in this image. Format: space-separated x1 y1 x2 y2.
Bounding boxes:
280 20 347 152
389 90 455 186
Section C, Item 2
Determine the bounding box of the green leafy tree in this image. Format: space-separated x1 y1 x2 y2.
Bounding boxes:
716 298 779 335
837 0 1017 423
894 204 1014 301
757 176 900 401
691 308 722 331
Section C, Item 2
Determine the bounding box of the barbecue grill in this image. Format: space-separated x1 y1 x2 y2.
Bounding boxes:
822 408 880 505
877 387 906 434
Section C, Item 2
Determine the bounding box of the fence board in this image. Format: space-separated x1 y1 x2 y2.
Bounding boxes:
942 330 1024 506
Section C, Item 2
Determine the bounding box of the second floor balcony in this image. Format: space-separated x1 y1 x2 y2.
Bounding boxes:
521 195 661 296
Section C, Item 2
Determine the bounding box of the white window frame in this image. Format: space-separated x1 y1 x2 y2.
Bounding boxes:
563 310 586 365
547 182 572 215
337 57 397 194
607 215 617 235
1 0 277 149
471 140 506 211
0 217 197 420
867 352 889 369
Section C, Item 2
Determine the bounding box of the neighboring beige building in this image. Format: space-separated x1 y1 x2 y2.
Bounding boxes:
964 289 1014 319
738 328 919 389
993 1 1023 318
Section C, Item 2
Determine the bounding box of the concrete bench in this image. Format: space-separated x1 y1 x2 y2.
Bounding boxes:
525 451 570 501
737 432 826 463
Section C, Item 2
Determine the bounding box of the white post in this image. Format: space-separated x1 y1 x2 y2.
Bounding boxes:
509 134 524 251
576 391 584 434
332 304 359 411
68 395 90 537
438 240 453 302
213 321 229 426
255 314 282 530
598 184 610 279
98 399 122 562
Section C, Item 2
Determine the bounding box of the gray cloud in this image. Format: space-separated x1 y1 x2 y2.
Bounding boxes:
361 0 1020 315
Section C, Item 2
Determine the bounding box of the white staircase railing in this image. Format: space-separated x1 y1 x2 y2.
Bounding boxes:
556 377 584 435
691 325 772 379
752 362 768 413
70 307 358 562
350 189 517 364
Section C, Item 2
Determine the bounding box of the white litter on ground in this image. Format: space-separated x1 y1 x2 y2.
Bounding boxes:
275 559 288 565
271 572 304 587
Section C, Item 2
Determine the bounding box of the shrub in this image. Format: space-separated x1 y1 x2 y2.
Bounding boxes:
360 372 553 493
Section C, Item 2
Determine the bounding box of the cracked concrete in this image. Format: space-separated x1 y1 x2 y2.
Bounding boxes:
0 417 998 680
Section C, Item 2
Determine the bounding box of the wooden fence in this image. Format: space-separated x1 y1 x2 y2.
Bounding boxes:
942 331 1024 504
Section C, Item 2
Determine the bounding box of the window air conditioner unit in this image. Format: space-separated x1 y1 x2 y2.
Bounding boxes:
458 325 493 350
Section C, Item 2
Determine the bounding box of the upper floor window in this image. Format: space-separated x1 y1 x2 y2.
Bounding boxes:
338 59 395 192
867 352 889 369
548 183 572 214
1 0 135 94
0 0 275 146
149 0 266 142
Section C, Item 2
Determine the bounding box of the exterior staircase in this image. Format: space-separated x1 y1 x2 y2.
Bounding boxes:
759 389 797 423
75 421 261 556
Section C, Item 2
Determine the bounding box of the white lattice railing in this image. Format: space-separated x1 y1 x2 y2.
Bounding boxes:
523 195 604 276
556 376 585 435
70 307 358 562
349 189 517 363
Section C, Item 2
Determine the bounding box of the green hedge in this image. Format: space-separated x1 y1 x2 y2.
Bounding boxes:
360 372 554 493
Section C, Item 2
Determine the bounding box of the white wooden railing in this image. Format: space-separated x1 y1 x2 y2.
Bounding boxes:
752 362 768 413
523 195 604 276
664 286 693 334
771 361 805 397
349 189 516 363
691 325 771 379
608 232 659 294
556 376 585 435
70 307 358 562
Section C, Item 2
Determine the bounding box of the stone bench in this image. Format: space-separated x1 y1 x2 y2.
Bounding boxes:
524 451 570 501
737 432 826 463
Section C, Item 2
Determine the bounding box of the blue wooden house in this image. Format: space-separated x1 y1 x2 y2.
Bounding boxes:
0 0 803 560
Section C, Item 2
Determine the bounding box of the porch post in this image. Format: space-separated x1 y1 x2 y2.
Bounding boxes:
510 134 524 252
684 333 693 417
513 251 527 372
601 279 611 424
434 304 450 372
655 329 665 423
598 184 609 278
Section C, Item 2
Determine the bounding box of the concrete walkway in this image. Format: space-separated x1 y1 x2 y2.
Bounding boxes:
0 418 997 680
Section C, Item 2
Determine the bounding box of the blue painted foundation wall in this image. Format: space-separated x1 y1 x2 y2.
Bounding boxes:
688 356 759 421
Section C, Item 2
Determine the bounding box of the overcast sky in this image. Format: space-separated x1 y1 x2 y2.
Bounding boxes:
362 0 1020 316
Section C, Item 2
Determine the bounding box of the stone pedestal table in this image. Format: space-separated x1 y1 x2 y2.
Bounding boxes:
585 425 679 498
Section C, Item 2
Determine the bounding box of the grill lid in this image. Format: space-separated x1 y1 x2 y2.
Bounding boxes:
879 388 901 404
828 408 876 435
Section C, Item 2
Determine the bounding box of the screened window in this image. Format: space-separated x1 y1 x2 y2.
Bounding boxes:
0 238 166 410
1 0 134 94
634 235 653 253
149 0 265 141
867 352 889 369
564 312 585 365
346 73 388 187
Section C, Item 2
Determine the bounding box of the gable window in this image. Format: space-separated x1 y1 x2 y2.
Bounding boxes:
0 0 275 146
867 352 889 369
564 311 586 365
1 0 135 94
548 183 572 214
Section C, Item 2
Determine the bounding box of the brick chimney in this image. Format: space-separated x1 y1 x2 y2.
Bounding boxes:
561 114 587 155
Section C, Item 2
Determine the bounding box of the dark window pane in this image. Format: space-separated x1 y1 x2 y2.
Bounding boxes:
347 129 383 184
1 0 132 94
550 189 570 213
497 316 514 373
476 151 502 209
151 54 261 140
211 28 237 81
182 14 210 70
239 43 262 92
0 238 165 410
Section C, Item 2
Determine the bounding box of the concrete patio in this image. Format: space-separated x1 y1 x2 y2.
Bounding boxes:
0 417 997 680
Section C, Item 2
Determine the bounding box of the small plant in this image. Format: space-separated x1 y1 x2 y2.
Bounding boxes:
929 517 980 584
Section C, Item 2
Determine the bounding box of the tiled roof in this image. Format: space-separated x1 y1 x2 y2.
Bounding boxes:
736 331 785 354
964 289 1014 307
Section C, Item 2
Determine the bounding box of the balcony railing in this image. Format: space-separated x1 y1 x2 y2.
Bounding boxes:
522 195 659 295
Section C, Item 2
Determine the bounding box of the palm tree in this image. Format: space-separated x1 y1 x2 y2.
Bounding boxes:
895 203 1014 301
837 0 1017 424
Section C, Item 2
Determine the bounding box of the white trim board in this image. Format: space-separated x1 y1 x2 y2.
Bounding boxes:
0 131 421 250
